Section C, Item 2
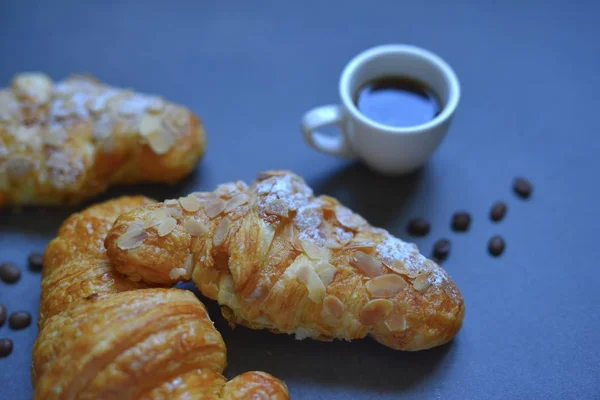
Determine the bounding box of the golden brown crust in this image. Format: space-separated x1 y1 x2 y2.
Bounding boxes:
106 171 465 351
34 197 289 399
0 72 206 206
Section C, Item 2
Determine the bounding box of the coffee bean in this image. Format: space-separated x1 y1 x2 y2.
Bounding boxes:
0 304 6 327
9 311 31 330
0 263 21 283
488 235 505 256
431 256 443 265
28 252 44 272
433 239 451 260
513 177 533 199
490 201 507 222
0 338 13 358
407 218 430 237
451 212 471 231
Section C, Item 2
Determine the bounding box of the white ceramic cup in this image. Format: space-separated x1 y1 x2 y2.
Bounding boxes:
301 44 460 175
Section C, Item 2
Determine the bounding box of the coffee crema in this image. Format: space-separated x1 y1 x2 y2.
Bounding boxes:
354 76 441 128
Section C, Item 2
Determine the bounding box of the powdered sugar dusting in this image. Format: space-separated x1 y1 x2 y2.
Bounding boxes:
376 233 445 286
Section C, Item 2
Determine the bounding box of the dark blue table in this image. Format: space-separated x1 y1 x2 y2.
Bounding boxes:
1 1 599 398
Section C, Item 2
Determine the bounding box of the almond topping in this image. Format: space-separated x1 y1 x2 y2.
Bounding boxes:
224 193 249 213
213 217 230 247
145 97 164 114
205 198 225 219
184 218 208 237
179 194 202 212
147 129 174 155
359 299 393 325
12 72 53 104
183 254 194 275
335 206 367 230
169 268 187 280
265 198 289 217
323 295 345 319
346 242 377 251
384 314 409 332
412 272 432 292
301 239 328 260
144 209 169 229
157 217 177 237
138 114 162 136
365 274 407 298
117 224 147 250
315 262 336 286
297 264 326 303
351 252 384 278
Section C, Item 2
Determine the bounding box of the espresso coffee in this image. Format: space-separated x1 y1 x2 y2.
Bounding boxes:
354 76 441 127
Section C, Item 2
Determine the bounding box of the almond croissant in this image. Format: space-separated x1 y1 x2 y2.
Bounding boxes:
34 196 288 399
106 171 465 351
0 72 206 206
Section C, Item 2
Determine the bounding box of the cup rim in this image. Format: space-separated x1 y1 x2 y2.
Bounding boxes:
339 44 461 135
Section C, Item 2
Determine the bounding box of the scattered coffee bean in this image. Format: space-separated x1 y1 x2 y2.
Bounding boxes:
407 218 430 236
488 235 505 256
513 177 533 199
0 304 6 327
433 239 451 260
0 338 13 358
28 252 44 272
451 212 471 231
9 311 31 330
490 201 507 222
0 263 21 283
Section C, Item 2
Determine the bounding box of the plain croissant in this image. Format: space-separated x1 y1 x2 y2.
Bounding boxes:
106 171 465 351
0 72 206 206
34 196 289 399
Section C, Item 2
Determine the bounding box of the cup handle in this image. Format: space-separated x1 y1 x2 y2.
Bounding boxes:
301 105 357 158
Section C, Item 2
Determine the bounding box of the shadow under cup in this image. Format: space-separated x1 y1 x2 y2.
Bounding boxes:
339 45 460 174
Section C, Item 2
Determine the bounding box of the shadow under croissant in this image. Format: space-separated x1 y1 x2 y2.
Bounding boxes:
176 282 455 393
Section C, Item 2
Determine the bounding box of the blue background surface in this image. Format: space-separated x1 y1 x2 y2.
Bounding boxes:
1 0 599 398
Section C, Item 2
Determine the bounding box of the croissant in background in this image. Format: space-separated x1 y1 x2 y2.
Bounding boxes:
0 72 206 206
34 196 288 399
106 171 465 351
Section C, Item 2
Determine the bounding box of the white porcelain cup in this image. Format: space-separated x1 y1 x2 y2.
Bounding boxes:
301 44 460 175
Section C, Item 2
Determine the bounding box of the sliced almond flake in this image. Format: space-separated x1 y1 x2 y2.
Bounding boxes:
315 262 336 286
334 206 367 230
213 217 231 247
215 182 238 198
384 314 409 332
117 224 147 250
297 264 326 303
359 299 393 325
14 126 39 143
346 241 377 251
224 193 249 213
365 274 407 298
164 199 179 206
282 223 302 250
157 217 177 237
183 254 194 275
138 113 162 136
184 217 209 237
323 295 345 319
205 198 225 219
179 194 202 212
412 272 432 292
12 73 53 105
144 209 169 229
351 252 384 278
147 129 174 155
145 97 165 114
301 239 329 260
265 197 289 217
324 239 343 249
169 268 187 280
